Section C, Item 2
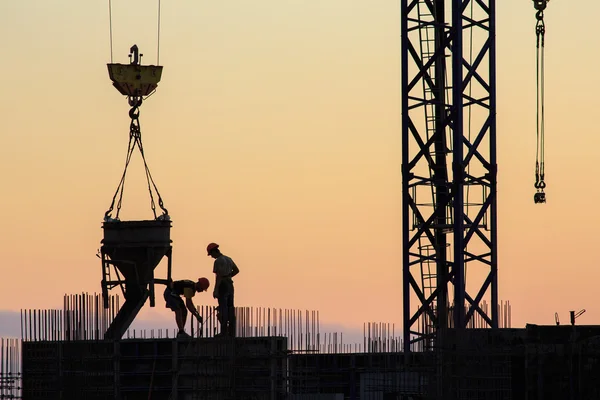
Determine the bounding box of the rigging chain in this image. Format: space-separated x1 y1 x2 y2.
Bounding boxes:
533 0 548 204
104 96 169 220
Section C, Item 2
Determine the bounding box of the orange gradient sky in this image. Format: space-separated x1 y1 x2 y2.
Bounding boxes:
0 0 597 333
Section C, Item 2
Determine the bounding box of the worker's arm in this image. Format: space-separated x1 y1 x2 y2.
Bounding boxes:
185 297 202 322
230 260 239 278
213 273 221 299
213 259 221 298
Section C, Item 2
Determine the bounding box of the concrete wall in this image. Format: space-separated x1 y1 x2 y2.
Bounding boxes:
22 336 287 400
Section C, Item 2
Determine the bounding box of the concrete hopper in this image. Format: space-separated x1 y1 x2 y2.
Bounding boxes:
101 219 172 339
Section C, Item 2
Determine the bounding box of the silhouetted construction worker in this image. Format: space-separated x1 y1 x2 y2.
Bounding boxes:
207 243 239 337
164 278 210 338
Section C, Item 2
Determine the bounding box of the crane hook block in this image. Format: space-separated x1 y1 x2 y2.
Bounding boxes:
534 192 546 204
107 45 163 97
533 0 549 12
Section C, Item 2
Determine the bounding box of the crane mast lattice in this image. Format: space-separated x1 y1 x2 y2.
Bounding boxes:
401 0 498 352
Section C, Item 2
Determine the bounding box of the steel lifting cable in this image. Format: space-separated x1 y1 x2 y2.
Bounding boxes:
104 130 136 220
104 0 167 220
129 97 169 218
104 97 169 220
533 0 549 204
108 0 114 63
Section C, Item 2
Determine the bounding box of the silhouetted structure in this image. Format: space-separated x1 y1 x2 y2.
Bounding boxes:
101 45 173 340
9 296 599 399
101 220 173 340
14 321 600 399
401 0 499 353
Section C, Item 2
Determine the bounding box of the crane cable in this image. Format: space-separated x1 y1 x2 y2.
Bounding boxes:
157 0 161 65
104 0 167 220
107 0 162 64
533 0 548 204
104 98 169 221
108 0 114 63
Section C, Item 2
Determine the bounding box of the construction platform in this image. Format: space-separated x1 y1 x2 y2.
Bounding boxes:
22 336 288 400
5 296 600 399
16 325 600 400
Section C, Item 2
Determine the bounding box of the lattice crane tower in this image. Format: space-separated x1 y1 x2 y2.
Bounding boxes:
401 0 498 352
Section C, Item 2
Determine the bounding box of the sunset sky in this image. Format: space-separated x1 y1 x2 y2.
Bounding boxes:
0 0 597 338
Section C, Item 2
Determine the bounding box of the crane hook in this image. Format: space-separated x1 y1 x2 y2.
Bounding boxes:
129 44 143 65
533 0 549 12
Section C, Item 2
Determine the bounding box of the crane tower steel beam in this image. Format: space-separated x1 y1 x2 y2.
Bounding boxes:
401 0 498 353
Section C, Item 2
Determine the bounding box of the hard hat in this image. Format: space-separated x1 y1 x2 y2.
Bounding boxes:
197 277 210 291
206 243 219 255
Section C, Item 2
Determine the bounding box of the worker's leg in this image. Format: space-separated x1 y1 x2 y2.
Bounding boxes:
227 286 236 337
166 287 185 333
217 280 234 335
217 293 228 335
175 309 184 332
174 297 188 336
181 307 188 329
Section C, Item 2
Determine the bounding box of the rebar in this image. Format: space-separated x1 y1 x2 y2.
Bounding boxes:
0 338 21 399
10 293 521 399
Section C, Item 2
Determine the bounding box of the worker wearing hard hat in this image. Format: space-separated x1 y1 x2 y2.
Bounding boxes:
164 277 210 338
207 243 239 337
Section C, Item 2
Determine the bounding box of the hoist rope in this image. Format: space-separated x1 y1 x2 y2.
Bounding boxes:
157 0 162 65
107 0 162 65
104 0 167 220
533 2 548 204
536 21 545 186
108 0 114 63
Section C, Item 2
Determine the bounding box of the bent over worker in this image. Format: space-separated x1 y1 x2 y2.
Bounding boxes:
164 278 210 338
207 243 239 337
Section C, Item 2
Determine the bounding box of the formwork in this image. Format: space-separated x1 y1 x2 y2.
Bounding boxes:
16 328 600 400
22 336 287 400
436 328 526 400
16 294 328 400
0 339 21 399
288 352 433 399
523 324 600 400
12 293 600 399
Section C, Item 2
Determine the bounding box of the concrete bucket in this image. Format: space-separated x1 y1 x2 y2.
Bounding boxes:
101 219 172 339
102 219 171 288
